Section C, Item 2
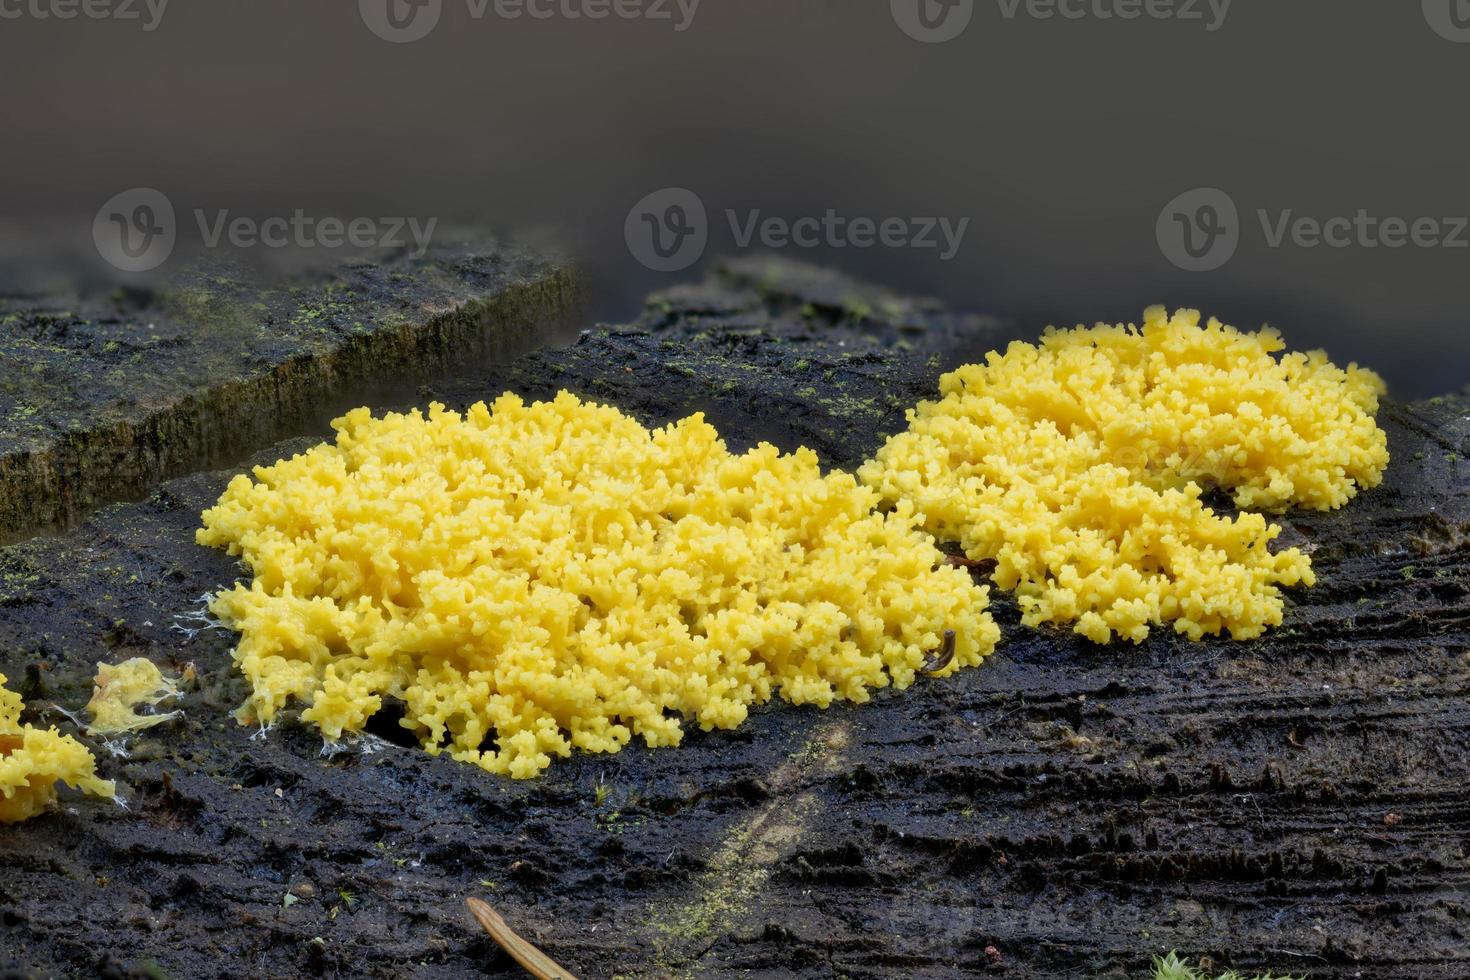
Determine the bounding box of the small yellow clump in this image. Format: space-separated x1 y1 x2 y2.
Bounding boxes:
1 673 115 823
198 393 997 778
86 658 183 736
860 307 1389 644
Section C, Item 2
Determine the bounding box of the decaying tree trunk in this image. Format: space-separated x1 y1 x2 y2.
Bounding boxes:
0 258 1466 979
0 236 579 543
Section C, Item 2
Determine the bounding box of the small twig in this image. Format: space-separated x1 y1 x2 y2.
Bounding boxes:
466 897 578 980
922 630 957 674
1264 946 1330 964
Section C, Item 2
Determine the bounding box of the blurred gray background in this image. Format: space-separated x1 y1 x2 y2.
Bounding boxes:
1 0 1466 394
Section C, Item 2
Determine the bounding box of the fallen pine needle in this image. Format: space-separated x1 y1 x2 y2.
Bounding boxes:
466 897 578 980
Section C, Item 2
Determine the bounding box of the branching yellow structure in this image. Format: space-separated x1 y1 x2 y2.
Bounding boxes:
199 393 997 778
1 674 114 823
861 307 1389 643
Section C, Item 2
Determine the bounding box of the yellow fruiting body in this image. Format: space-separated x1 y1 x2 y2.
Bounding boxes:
1 673 115 823
860 307 1389 644
198 393 998 779
86 658 183 736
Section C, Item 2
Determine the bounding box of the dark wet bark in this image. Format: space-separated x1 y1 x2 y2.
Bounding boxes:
0 262 1466 979
0 237 579 542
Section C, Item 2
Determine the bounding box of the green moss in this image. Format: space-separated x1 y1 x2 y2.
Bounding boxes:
0 245 579 542
289 301 352 328
642 726 842 978
1152 951 1301 980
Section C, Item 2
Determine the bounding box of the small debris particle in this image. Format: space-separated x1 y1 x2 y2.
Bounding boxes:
922 630 958 674
1061 732 1095 753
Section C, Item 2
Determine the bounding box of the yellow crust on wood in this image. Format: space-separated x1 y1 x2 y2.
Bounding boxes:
1 674 114 823
198 393 997 778
860 308 1389 644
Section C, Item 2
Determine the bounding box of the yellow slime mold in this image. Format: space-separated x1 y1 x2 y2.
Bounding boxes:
1 673 114 823
198 393 997 778
860 307 1389 644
